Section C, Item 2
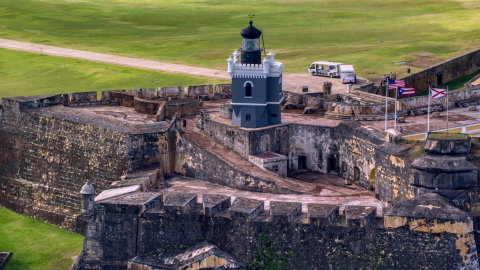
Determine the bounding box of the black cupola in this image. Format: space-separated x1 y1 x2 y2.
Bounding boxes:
240 21 262 64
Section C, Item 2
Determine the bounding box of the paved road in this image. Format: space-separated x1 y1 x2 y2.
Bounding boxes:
0 38 348 93
0 38 230 80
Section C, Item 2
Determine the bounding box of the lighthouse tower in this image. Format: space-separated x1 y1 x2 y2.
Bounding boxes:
227 21 284 128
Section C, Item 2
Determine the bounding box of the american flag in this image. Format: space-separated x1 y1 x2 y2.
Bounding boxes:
388 79 405 90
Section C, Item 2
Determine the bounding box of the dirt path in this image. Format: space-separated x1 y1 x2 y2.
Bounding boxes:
0 38 350 93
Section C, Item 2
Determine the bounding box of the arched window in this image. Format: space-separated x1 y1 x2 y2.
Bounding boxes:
245 82 252 97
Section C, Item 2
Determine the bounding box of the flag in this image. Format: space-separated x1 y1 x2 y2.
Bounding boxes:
388 80 405 90
398 87 415 96
431 87 447 99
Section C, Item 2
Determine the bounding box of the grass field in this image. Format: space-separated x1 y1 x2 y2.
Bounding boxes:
0 207 83 270
0 48 226 98
1 0 480 78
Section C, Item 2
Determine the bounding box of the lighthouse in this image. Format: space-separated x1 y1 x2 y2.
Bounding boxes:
227 21 284 128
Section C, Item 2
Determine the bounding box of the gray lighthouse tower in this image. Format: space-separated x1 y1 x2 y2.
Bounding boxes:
227 21 284 128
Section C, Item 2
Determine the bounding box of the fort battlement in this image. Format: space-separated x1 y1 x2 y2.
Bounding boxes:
74 191 478 269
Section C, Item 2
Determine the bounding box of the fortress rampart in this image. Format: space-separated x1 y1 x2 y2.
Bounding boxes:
74 192 478 269
1 83 480 268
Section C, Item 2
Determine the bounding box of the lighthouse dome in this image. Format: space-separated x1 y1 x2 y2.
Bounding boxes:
241 21 262 39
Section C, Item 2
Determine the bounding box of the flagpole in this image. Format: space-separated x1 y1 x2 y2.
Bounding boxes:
427 86 431 132
385 80 389 130
446 85 449 136
394 85 398 131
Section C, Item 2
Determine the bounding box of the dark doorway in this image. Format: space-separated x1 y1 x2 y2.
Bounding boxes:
327 158 336 173
354 167 360 182
436 74 443 86
298 156 307 170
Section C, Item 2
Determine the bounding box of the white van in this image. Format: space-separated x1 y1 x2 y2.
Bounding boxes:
339 65 356 84
308 61 342 78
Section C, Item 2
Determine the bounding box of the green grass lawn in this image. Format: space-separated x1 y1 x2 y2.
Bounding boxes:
1 0 480 79
0 207 83 270
0 48 226 98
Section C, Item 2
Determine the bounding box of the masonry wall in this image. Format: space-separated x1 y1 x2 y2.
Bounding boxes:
175 137 295 194
400 88 480 110
79 195 478 270
199 118 252 158
0 96 170 232
403 49 480 92
374 145 413 203
288 122 388 188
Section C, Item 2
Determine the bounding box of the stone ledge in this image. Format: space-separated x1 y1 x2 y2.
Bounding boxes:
164 193 197 214
203 194 231 216
345 205 376 228
307 204 339 226
229 197 264 221
269 201 302 223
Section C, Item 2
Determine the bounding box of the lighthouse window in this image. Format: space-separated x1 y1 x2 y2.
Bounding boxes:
246 114 251 121
245 82 252 97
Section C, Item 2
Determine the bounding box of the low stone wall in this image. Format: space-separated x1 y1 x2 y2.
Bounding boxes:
283 91 324 105
68 92 97 102
354 82 375 93
400 88 480 110
164 97 199 118
157 86 182 97
133 97 162 115
110 91 134 107
186 84 214 98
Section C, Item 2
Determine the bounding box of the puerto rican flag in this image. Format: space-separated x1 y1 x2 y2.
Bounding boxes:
388 79 405 90
398 87 415 96
431 87 447 99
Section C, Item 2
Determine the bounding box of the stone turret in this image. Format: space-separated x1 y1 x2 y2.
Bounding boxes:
411 133 479 210
80 181 95 216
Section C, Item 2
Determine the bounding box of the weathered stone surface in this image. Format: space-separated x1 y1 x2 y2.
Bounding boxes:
345 205 376 228
78 194 479 269
411 154 477 172
128 242 244 269
307 203 339 226
203 194 231 216
229 197 264 221
269 201 302 223
95 185 142 202
386 193 471 221
164 193 197 214
412 169 478 189
424 136 471 155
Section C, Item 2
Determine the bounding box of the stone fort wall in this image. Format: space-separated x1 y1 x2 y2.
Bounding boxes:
0 94 177 232
403 49 480 92
76 192 478 269
199 115 412 194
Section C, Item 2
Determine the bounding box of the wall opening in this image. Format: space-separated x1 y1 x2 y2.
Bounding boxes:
298 156 307 170
327 158 336 173
369 168 376 190
353 167 360 182
436 73 443 85
245 82 252 97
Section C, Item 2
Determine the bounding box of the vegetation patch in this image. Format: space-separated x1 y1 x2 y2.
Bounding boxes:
0 207 83 270
427 132 469 140
400 139 425 160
